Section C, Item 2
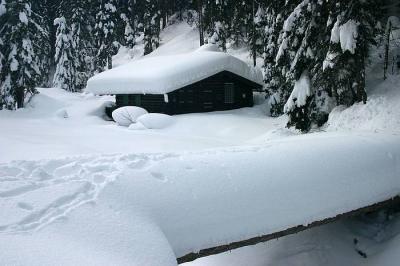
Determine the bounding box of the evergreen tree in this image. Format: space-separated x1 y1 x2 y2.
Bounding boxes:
143 0 161 55
206 0 231 51
263 0 285 117
31 0 52 87
282 0 328 131
0 0 7 108
0 0 40 109
120 1 136 51
94 0 118 72
248 2 265 67
230 0 251 48
270 0 303 117
53 16 76 91
70 0 96 90
321 0 380 107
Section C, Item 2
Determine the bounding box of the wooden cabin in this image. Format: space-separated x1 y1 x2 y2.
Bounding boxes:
86 44 264 116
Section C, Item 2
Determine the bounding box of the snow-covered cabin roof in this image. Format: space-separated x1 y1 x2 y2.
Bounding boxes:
86 45 264 95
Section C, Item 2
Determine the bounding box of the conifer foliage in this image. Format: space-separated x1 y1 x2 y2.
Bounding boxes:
0 0 388 131
94 0 118 72
0 0 41 109
53 16 76 91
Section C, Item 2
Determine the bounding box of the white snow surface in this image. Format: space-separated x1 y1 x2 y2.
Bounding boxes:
137 113 174 129
86 45 263 95
0 133 399 266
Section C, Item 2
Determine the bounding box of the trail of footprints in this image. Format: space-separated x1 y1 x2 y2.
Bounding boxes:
0 150 212 233
0 153 178 233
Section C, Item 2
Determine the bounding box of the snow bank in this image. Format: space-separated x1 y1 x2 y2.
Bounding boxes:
327 75 400 133
0 133 399 265
86 48 263 95
137 113 174 129
195 43 221 52
112 106 148 127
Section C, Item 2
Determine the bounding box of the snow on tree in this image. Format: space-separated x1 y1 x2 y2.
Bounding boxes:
206 0 231 51
53 17 76 92
273 0 312 118
0 0 40 109
321 0 380 107
284 71 313 132
0 0 5 16
0 0 5 69
143 0 161 55
262 0 285 117
0 0 6 108
94 0 118 72
248 4 265 67
31 0 52 87
121 12 136 51
69 0 96 90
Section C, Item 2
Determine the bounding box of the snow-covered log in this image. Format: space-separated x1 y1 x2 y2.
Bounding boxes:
0 133 399 265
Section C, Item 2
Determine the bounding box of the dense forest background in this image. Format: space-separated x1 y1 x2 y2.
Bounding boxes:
0 0 398 131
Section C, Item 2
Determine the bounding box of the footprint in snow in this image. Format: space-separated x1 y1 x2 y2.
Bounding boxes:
0 184 41 198
93 174 106 184
150 172 168 183
17 202 34 211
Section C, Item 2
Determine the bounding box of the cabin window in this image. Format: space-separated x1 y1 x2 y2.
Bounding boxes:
224 83 235 104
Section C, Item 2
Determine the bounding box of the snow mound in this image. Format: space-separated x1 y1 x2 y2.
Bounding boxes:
128 121 147 130
327 76 400 133
195 43 221 52
137 113 174 129
112 106 148 127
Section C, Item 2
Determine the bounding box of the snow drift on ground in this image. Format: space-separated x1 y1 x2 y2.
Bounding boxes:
0 133 399 266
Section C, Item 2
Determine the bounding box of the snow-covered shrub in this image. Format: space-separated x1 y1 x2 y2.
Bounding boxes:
112 106 148 126
137 113 174 129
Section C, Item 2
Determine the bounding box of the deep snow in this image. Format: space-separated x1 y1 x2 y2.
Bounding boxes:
0 133 399 266
86 45 263 95
1 21 400 266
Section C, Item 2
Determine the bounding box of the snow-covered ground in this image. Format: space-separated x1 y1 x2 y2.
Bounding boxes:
1 21 400 266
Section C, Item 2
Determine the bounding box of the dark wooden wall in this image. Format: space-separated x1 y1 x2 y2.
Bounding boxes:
114 71 262 115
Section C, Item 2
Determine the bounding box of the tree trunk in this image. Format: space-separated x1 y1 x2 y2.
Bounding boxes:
198 0 204 46
384 21 391 80
108 54 112 70
16 86 24 109
252 0 256 67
